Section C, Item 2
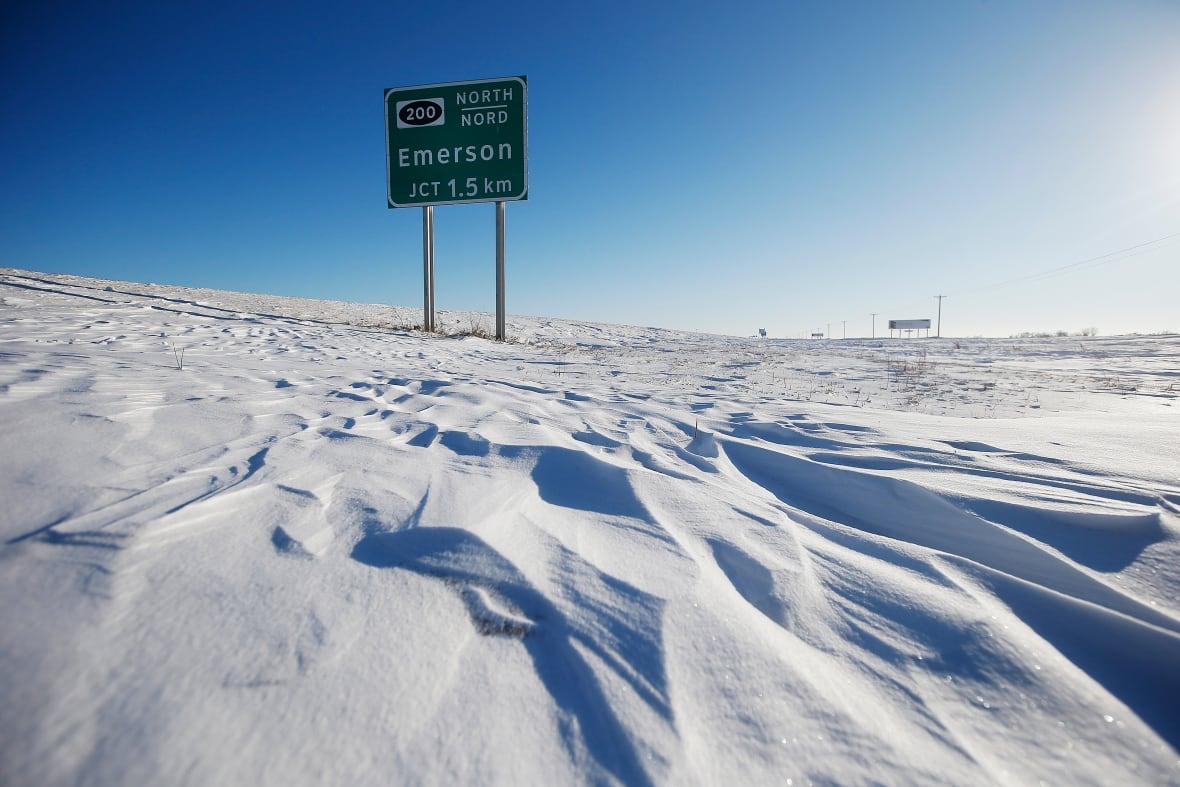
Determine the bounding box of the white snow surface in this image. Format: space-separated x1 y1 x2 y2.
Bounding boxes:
2 267 1178 785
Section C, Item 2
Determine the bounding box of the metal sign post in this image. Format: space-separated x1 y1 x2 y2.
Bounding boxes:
495 201 506 341
422 206 435 332
385 76 527 340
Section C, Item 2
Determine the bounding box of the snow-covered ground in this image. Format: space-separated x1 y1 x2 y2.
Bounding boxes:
2 267 1178 785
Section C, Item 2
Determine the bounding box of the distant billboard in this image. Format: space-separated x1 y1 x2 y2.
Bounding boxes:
889 319 931 330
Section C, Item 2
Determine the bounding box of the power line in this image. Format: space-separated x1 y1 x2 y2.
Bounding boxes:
952 231 1180 297
869 230 1180 325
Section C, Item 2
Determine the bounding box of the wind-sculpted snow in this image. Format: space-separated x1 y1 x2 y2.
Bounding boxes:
1 268 1179 785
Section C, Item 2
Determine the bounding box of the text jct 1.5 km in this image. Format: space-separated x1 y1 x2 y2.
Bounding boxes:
409 176 518 200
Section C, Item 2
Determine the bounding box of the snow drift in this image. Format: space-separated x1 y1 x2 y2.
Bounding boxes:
2 268 1178 785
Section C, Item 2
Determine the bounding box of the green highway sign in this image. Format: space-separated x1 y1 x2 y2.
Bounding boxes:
384 76 528 208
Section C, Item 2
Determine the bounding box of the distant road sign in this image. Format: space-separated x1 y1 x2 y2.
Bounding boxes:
385 76 528 208
889 319 931 330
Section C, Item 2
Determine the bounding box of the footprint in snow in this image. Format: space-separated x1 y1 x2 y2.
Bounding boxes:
351 527 541 638
349 526 670 785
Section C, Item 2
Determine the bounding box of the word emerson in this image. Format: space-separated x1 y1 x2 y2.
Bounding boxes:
397 143 514 168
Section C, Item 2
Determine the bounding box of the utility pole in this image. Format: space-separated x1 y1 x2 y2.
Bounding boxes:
842 320 846 339
826 323 830 340
871 313 877 339
934 295 946 338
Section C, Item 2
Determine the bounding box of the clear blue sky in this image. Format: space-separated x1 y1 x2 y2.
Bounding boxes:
3 1 1178 337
